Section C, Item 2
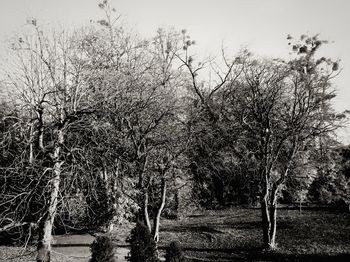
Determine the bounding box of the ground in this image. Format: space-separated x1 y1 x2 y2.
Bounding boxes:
0 207 349 261
156 207 350 261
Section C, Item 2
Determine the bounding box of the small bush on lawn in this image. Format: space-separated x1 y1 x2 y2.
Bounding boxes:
165 241 185 262
90 235 116 262
127 222 160 262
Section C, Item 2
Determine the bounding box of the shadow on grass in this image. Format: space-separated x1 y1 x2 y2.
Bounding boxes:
162 220 265 233
187 248 350 261
162 225 226 234
255 252 350 261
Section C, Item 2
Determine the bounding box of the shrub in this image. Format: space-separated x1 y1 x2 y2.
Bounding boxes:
127 222 159 262
330 199 350 212
90 235 116 262
165 241 185 262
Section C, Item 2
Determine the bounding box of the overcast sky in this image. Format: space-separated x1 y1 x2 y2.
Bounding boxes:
0 0 349 143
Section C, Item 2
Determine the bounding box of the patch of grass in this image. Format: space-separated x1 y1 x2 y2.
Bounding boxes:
276 210 350 255
158 207 350 261
1 208 349 261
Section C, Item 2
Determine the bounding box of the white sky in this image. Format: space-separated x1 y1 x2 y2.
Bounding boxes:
0 0 349 143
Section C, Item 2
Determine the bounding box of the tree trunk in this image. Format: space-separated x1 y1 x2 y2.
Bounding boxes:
138 153 148 189
137 153 151 231
261 184 279 250
108 161 120 232
29 122 34 164
143 191 152 233
153 177 166 242
268 188 278 249
36 173 60 262
260 166 271 247
36 128 63 262
261 192 271 248
36 107 44 150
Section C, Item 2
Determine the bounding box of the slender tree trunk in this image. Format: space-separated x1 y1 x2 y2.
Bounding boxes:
36 128 64 262
261 169 271 248
37 107 44 150
268 188 278 249
143 191 152 233
137 153 151 231
153 177 166 242
261 182 279 250
261 192 271 248
108 161 120 232
138 154 148 189
29 122 34 164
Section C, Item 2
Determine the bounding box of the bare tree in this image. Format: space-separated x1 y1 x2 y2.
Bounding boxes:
77 7 189 248
179 33 342 249
3 20 98 261
228 35 343 249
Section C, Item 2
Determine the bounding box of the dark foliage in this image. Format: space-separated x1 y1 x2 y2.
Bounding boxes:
308 144 350 208
165 241 185 262
127 222 159 262
187 95 260 208
90 235 116 262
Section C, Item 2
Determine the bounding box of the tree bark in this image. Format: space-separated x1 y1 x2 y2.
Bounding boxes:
36 106 44 151
261 192 271 248
153 177 166 242
143 191 152 233
29 122 34 164
268 187 278 249
108 161 120 232
260 167 271 247
261 182 279 250
138 153 148 189
36 128 64 262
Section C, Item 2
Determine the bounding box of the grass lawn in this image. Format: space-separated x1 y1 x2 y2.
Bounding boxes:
154 207 350 261
1 207 349 261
